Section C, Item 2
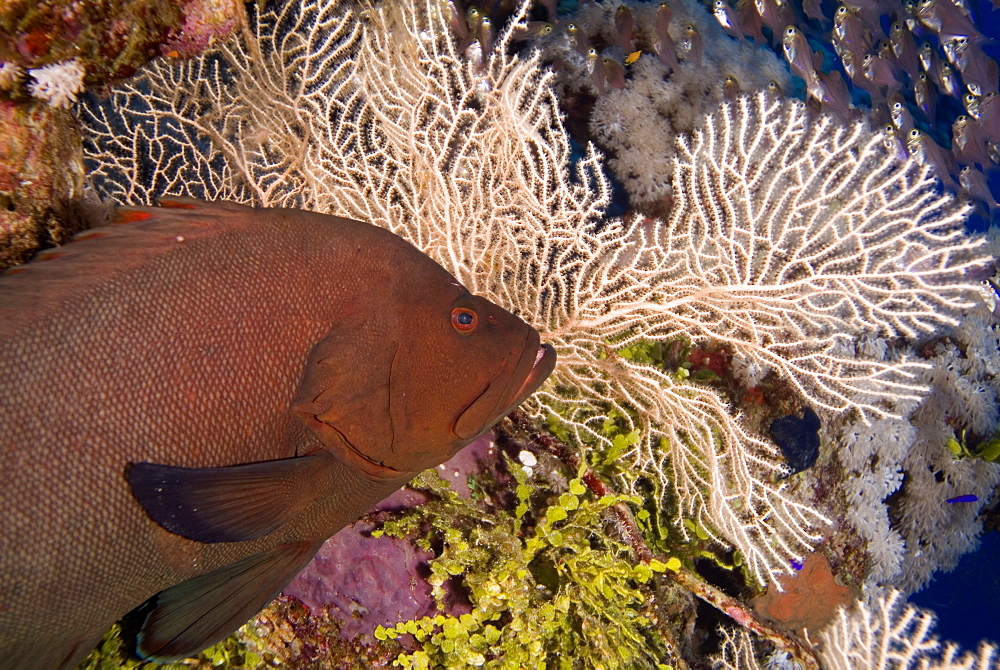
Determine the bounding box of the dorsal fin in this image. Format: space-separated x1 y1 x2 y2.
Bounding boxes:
0 198 259 332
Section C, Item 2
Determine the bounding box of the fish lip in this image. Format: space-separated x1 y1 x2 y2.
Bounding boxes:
487 342 557 427
451 340 557 441
516 343 557 404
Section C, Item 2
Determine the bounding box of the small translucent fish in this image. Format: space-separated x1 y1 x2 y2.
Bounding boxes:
882 124 909 160
960 165 1000 214
938 62 962 98
587 48 605 93
567 22 589 57
907 128 955 185
755 0 792 33
834 5 873 56
916 0 982 42
953 115 991 165
965 92 981 118
863 51 901 92
601 57 627 90
946 494 978 503
979 267 1000 315
890 21 920 79
713 0 743 39
918 41 938 76
943 35 970 70
680 24 702 68
891 98 915 134
782 26 816 82
654 5 678 70
527 21 554 38
915 72 938 120
656 0 672 32
615 5 635 50
510 21 554 41
723 74 741 99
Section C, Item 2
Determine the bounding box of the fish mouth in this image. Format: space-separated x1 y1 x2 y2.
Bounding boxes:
454 336 557 440
500 343 557 419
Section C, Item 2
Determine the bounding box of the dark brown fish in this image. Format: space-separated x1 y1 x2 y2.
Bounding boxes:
0 198 556 667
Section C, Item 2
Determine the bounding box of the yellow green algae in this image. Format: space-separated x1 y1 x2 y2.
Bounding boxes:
373 460 677 669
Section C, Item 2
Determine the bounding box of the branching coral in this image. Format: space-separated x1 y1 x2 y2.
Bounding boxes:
80 0 987 601
820 590 1000 670
717 590 1000 670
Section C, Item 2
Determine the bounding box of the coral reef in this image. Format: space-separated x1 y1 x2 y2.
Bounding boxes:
0 0 245 271
720 589 1000 669
0 100 85 269
750 553 854 633
538 0 790 211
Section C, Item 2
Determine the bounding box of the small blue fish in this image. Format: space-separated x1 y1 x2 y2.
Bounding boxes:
946 494 979 503
790 558 804 571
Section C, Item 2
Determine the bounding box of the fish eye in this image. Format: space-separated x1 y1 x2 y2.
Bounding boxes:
451 307 478 332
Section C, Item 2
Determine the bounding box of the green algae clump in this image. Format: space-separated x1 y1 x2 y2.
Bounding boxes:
376 457 673 669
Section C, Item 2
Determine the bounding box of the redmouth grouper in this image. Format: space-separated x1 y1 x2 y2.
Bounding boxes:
0 198 556 668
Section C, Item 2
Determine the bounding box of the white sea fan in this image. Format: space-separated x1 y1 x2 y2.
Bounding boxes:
820 591 1000 670
78 0 988 588
27 58 85 108
716 591 1000 669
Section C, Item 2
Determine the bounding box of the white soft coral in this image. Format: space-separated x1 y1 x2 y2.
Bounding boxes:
28 59 85 108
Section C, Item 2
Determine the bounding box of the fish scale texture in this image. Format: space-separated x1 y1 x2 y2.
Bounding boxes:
0 203 416 668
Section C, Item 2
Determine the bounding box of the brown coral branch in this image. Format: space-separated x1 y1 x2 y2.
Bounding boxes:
506 410 821 670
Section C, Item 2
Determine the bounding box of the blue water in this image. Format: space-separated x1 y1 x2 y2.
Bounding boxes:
911 530 1000 647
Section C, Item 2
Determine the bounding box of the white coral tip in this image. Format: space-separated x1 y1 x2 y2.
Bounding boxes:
27 58 86 109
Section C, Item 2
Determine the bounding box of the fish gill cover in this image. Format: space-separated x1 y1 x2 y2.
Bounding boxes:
75 0 1000 667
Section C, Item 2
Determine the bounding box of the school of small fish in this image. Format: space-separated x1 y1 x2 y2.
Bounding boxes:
450 0 1000 219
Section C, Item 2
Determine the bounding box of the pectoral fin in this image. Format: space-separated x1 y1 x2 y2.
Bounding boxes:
126 452 336 543
136 541 320 661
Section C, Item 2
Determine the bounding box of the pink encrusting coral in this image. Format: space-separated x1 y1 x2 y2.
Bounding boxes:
161 0 246 58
